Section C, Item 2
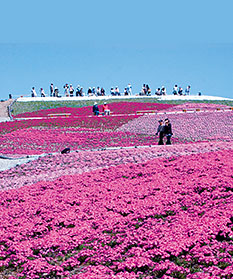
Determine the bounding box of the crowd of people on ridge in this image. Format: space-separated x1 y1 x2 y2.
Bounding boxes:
30 83 192 97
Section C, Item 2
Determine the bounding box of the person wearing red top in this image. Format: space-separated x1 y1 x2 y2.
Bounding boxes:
103 102 110 115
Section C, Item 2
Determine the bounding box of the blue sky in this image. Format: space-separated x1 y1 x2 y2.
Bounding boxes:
0 0 232 99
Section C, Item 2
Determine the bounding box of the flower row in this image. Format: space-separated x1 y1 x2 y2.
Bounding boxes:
0 150 232 278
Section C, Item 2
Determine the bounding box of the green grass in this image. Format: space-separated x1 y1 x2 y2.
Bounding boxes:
11 98 233 115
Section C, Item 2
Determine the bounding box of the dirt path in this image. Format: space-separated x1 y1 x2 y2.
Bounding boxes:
0 99 13 120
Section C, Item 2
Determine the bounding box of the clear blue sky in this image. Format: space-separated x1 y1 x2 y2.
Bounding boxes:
0 0 232 99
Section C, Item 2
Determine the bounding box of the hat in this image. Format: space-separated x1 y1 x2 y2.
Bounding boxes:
104 102 106 104
158 120 163 123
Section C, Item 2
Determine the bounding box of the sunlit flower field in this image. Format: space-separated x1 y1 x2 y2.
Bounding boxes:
0 102 232 278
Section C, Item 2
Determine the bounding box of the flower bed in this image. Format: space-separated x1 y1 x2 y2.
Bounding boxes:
0 150 232 278
14 102 175 118
0 140 232 192
118 111 233 141
0 115 140 135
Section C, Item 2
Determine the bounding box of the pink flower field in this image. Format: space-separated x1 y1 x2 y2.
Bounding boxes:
0 102 233 278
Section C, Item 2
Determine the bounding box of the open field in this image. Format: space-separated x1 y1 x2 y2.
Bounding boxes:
0 100 233 278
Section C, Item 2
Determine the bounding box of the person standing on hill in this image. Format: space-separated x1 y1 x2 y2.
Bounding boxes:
40 88 46 97
69 84 74 97
50 83 54 97
54 87 59 97
31 87 37 97
64 84 69 97
101 87 105 96
155 88 161 96
96 87 101 96
127 83 132 95
110 87 115 96
88 87 93 96
173 85 178 95
161 86 166 95
115 86 120 96
178 87 183 95
76 85 81 96
185 85 191 95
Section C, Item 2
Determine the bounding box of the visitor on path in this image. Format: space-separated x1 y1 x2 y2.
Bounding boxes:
164 118 173 145
50 83 54 97
88 87 93 96
185 85 191 95
155 88 161 96
146 85 151 96
69 85 74 97
124 87 128 95
93 102 99 116
161 86 166 95
101 87 105 96
92 87 96 96
40 88 46 97
173 85 178 95
115 86 120 96
54 87 59 97
103 102 110 115
110 87 115 96
157 120 165 145
31 87 37 97
96 87 101 96
178 87 183 95
127 83 132 95
140 85 146 95
64 84 69 97
76 85 81 96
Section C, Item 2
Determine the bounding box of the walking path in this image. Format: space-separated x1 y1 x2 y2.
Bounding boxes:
0 99 13 122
